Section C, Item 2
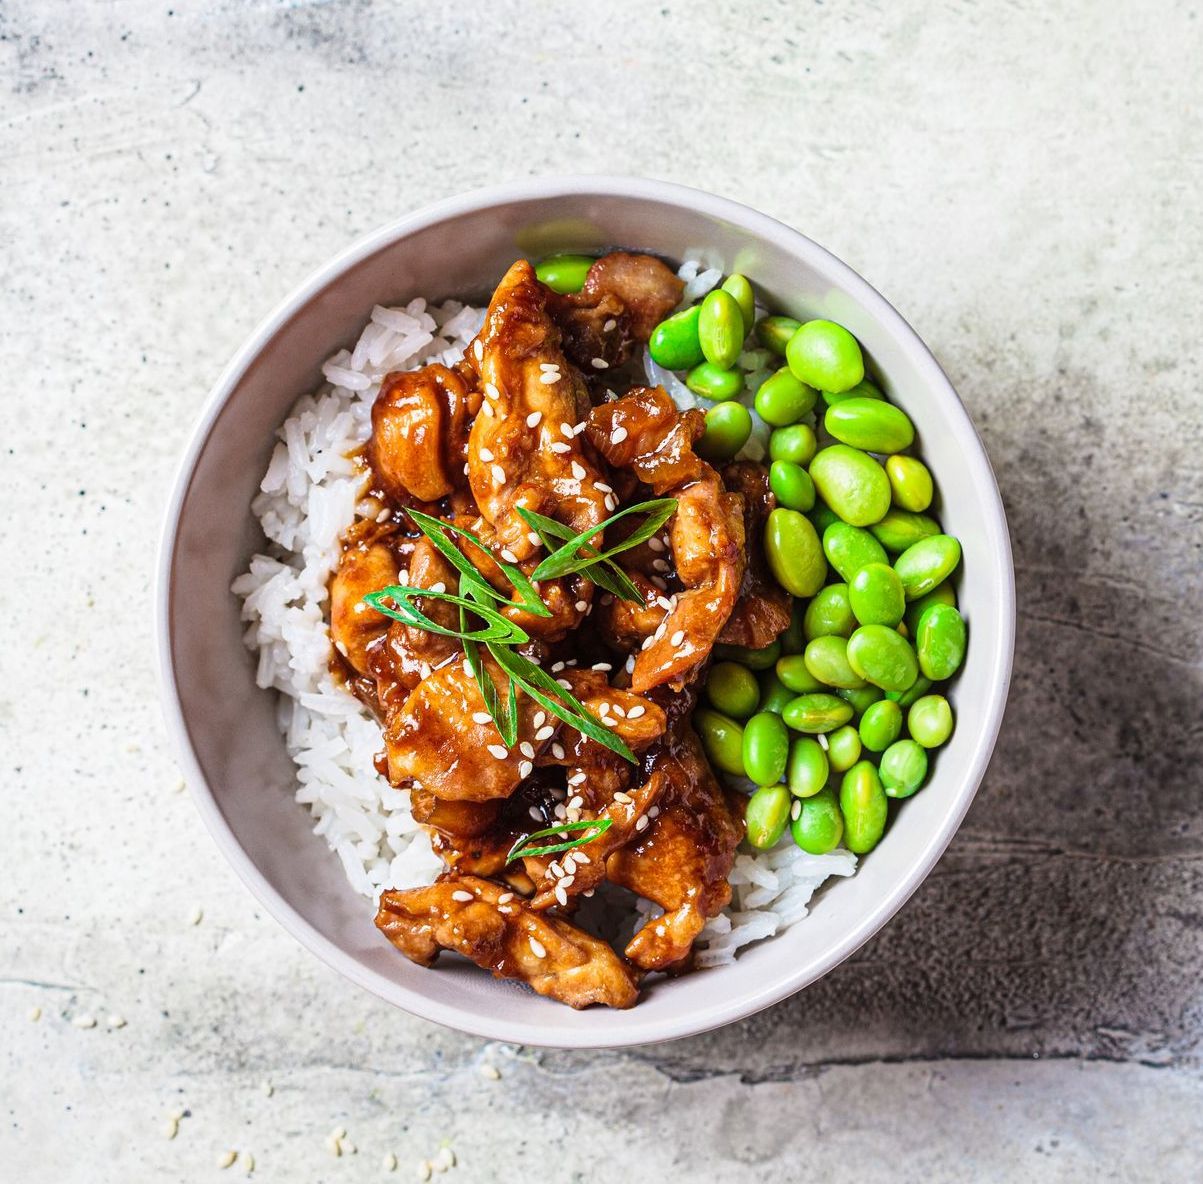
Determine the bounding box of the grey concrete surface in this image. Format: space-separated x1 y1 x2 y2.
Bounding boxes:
2 0 1201 1180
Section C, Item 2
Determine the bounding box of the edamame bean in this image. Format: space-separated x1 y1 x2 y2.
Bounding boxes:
826 724 862 772
809 503 841 535
743 711 790 787
802 583 855 640
705 661 760 719
870 509 941 553
764 508 827 597
894 534 962 600
648 305 705 370
768 423 818 465
699 288 745 370
859 699 903 752
822 521 889 581
907 694 954 748
754 368 818 426
786 320 864 393
782 693 854 733
822 378 884 407
756 315 801 356
780 601 806 654
879 739 928 799
769 461 816 511
837 685 884 718
686 362 744 400
721 274 755 333
776 654 826 694
904 582 956 637
715 639 782 670
803 635 866 689
848 562 906 627
839 760 888 854
846 624 919 692
886 455 934 512
698 401 753 461
787 737 829 798
791 786 844 854
809 445 891 526
915 603 967 681
534 254 594 293
885 676 932 709
824 397 915 454
746 784 791 849
758 669 795 714
693 708 747 775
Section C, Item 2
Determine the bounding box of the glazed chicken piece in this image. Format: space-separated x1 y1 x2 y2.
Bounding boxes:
608 723 743 972
547 252 684 372
376 875 640 1009
329 535 397 676
369 363 477 504
467 260 609 562
716 461 792 650
586 386 706 494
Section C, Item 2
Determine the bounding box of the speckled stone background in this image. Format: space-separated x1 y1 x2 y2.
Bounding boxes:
3 1 1201 1180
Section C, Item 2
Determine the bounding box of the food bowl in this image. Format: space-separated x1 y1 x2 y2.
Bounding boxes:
157 176 1014 1047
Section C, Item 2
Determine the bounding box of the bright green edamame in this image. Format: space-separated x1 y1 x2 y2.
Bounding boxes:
705 662 760 719
714 639 781 670
721 274 755 333
768 423 817 465
840 761 888 854
697 401 753 461
886 455 934 512
534 254 594 293
787 737 829 798
915 603 967 681
837 684 884 717
743 711 790 787
848 562 906 627
648 305 705 370
859 698 903 752
907 694 954 748
905 582 956 637
822 378 884 407
746 784 791 849
786 320 864 393
758 669 795 714
822 521 889 581
693 708 747 776
780 602 806 654
764 508 827 597
885 676 932 709
826 724 862 772
782 693 853 734
879 739 928 799
776 654 826 694
802 583 855 640
824 397 915 453
894 534 962 600
757 315 802 356
809 445 892 527
754 368 818 426
846 624 919 692
685 361 744 400
791 786 844 854
809 504 841 535
870 509 941 553
803 635 866 690
698 288 745 370
769 461 816 511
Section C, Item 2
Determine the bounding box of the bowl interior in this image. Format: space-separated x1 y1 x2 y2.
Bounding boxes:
161 181 1013 1047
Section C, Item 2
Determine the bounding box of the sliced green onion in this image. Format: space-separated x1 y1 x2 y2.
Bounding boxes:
530 498 678 582
506 817 614 864
515 506 643 603
364 586 529 645
460 603 518 747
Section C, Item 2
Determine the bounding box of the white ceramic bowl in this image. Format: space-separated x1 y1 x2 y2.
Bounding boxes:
157 176 1014 1048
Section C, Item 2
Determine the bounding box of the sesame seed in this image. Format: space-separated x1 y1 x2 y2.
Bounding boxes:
532 711 546 727
560 422 574 438
605 494 617 511
484 381 500 400
187 904 203 926
603 318 617 332
649 804 661 819
627 704 646 719
519 760 533 778
574 600 588 612
217 1150 237 1169
551 441 571 454
472 712 492 724
519 741 535 759
568 795 583 809
529 936 547 958
610 426 629 445
641 635 654 651
791 799 802 821
591 357 609 369
817 732 830 751
526 411 543 428
500 548 519 563
653 558 670 573
571 461 586 479
481 400 494 418
550 661 565 673
528 531 541 546
612 704 626 718
463 660 475 677
595 482 613 493
556 678 573 689
498 892 514 904
573 421 587 435
648 536 665 552
535 725 554 741
625 655 636 673
488 744 508 759
554 803 567 819
567 771 586 786
479 447 495 462
614 791 633 804
451 890 474 902
27 1006 41 1022
429 581 447 594
554 886 568 906
540 361 556 371
670 630 685 646
491 463 506 484
473 340 484 361
539 370 559 384
551 743 566 759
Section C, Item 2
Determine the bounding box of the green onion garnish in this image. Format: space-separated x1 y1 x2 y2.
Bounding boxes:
364 586 529 645
515 507 644 604
530 498 677 582
506 817 614 864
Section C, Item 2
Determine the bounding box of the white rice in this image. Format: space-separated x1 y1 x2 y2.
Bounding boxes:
232 261 855 967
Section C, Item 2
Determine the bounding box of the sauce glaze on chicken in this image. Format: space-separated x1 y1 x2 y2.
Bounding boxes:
329 254 788 1008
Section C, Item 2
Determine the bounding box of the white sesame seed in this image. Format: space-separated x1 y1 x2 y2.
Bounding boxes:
641 635 654 651
535 725 554 741
540 361 556 371
528 531 541 546
595 482 613 493
568 795 583 810
554 886 568 907
591 662 612 672
27 1006 41 1022
612 704 627 718
647 535 665 552
550 441 571 454
567 772 587 786
574 850 591 864
539 370 559 384
529 936 547 958
484 381 500 400
575 600 588 612
419 662 432 679
625 655 636 673
603 318 617 332
481 400 494 418
653 558 670 573
554 803 567 819
528 806 543 821
463 660 475 677
533 711 546 727
670 630 685 646
519 760 533 778
605 494 618 511
479 447 495 462
556 678 572 689
654 621 667 641
817 732 830 750
626 704 646 719
383 1151 399 1171
610 426 629 445
500 549 519 564
551 743 566 759
498 892 514 904
472 712 492 725
613 791 633 804
560 422 574 438
473 340 484 361
791 800 802 821
491 463 506 484
649 804 661 819
488 744 508 759
241 1152 255 1173
71 1014 97 1029
591 357 609 369
217 1150 237 1169
519 741 535 759
429 581 447 594
574 421 587 435
526 411 543 428
451 890 474 902
187 905 203 926
571 460 586 479
635 815 649 832
550 661 565 673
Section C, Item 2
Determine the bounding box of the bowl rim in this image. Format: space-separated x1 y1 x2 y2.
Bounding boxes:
156 174 1015 1048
